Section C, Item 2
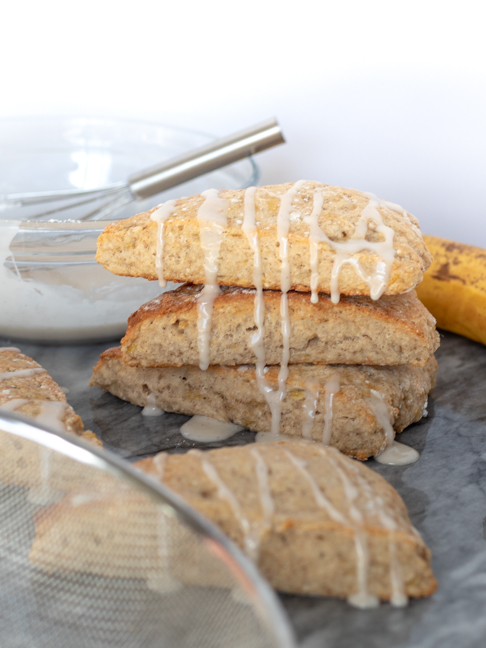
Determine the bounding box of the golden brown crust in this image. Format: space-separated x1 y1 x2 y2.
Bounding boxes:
91 347 437 460
96 182 431 297
121 284 439 368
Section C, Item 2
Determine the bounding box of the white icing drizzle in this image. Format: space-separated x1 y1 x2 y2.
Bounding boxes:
367 389 395 451
147 508 182 594
375 441 420 466
196 188 229 371
302 381 319 439
250 448 275 521
153 453 167 481
193 450 259 560
0 347 21 353
255 431 292 444
284 450 347 525
180 415 243 442
0 398 68 433
323 450 378 609
307 190 325 303
322 373 341 445
150 199 177 287
305 189 396 304
334 450 408 607
0 367 47 381
142 393 163 417
375 195 423 239
27 446 56 506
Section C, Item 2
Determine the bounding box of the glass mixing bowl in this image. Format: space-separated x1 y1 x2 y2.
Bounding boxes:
0 117 258 344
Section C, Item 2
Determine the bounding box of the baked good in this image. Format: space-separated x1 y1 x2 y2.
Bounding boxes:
29 440 437 604
121 284 439 368
0 346 101 492
90 347 437 460
96 182 431 299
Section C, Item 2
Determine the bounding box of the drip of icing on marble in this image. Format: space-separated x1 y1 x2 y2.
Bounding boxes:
180 415 243 443
150 199 177 287
0 367 47 381
302 381 319 439
142 393 163 417
304 189 396 304
0 347 21 353
196 189 229 371
375 441 419 466
322 373 341 445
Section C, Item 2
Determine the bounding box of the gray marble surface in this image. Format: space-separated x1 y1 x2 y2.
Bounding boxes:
2 330 485 647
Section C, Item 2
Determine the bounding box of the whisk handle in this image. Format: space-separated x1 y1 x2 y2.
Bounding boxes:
127 118 285 200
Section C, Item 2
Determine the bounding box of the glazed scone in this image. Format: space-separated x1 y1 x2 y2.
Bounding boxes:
28 441 437 603
96 182 431 298
0 347 101 491
122 284 439 368
90 347 437 460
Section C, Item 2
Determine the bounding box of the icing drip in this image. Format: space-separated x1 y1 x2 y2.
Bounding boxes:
255 431 291 444
0 367 47 381
153 453 167 481
305 190 396 304
367 389 395 450
284 450 347 524
334 451 408 607
180 415 243 442
27 446 57 506
325 450 379 609
194 450 258 560
142 393 163 417
322 373 341 445
308 190 325 303
150 199 177 287
375 441 420 466
196 189 229 371
250 448 274 546
375 195 423 239
1 399 68 433
302 381 319 439
0 347 21 353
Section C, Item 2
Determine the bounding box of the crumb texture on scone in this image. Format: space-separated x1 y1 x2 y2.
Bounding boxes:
91 347 437 460
122 284 439 368
28 440 437 602
0 347 99 442
96 182 431 296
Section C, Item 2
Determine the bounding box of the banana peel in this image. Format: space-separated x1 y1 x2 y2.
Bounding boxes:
416 235 486 345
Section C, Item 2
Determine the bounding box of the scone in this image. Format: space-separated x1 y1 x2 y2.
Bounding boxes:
121 284 439 368
96 182 431 299
0 346 101 492
90 347 437 460
28 440 437 604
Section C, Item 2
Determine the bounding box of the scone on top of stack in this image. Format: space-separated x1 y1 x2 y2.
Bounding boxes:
93 181 439 461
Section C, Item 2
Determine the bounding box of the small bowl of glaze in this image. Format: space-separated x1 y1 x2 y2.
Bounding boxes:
0 117 258 344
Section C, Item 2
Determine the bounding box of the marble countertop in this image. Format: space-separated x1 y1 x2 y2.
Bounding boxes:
2 330 485 648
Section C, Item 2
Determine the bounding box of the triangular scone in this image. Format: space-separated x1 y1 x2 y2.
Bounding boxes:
28 441 436 602
0 347 102 491
135 441 437 602
96 182 431 297
121 284 439 368
90 347 437 460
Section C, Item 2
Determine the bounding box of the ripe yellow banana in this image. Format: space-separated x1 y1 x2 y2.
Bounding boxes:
416 235 486 345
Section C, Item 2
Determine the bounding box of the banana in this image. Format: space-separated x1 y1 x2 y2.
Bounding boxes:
416 235 486 345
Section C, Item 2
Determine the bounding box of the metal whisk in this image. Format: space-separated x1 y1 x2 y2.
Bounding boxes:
0 119 284 222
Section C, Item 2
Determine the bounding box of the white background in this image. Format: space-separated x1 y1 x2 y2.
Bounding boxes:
1 0 485 245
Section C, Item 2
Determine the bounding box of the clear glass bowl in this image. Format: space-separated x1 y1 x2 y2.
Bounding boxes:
0 117 258 344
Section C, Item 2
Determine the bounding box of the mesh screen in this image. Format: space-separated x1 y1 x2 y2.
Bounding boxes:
0 420 292 648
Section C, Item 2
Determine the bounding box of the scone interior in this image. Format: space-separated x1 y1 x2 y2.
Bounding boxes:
121 285 439 368
90 347 437 460
96 182 431 298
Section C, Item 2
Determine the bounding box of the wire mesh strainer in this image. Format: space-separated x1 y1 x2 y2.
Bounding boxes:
0 411 295 648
